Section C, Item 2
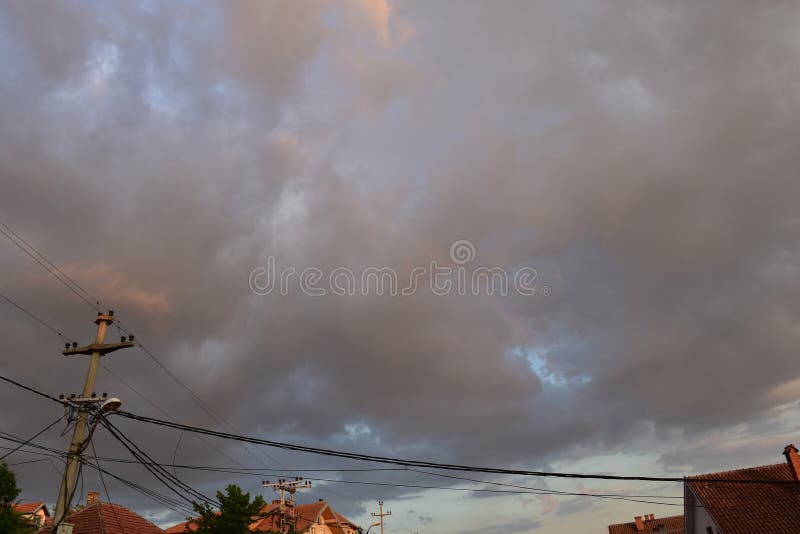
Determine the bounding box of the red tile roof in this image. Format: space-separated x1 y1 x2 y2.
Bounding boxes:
165 500 359 534
334 510 358 528
686 461 800 534
14 501 48 515
36 502 164 534
164 519 196 533
250 501 328 532
607 514 684 534
164 511 224 533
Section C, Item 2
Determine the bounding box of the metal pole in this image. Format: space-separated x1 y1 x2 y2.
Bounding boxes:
372 501 390 534
263 478 311 534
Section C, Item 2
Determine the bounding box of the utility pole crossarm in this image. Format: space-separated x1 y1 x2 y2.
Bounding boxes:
62 341 135 356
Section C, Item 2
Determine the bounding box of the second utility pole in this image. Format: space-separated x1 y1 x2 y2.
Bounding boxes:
52 310 134 532
263 478 312 534
372 500 391 534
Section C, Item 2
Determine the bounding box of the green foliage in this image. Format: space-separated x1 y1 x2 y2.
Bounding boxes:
0 462 29 534
190 484 268 534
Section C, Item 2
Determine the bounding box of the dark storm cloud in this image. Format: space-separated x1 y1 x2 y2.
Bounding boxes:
1 0 800 531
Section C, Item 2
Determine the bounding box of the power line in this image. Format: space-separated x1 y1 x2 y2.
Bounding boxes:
0 433 66 457
1 427 201 515
99 361 248 470
0 433 690 508
0 288 278 487
80 457 195 516
2 423 201 514
130 339 285 471
0 220 282 473
112 409 800 486
0 429 783 511
3 373 800 490
0 222 101 312
6 458 50 466
99 418 219 508
84 458 681 501
0 374 61 404
89 439 128 534
0 445 63 458
406 467 682 499
0 283 251 474
0 292 75 343
0 415 66 460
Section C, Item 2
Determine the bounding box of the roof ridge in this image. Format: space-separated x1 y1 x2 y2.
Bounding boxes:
608 514 685 526
686 461 788 479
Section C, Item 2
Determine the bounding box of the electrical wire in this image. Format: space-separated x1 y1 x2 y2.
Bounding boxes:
3 372 799 493
0 220 282 473
4 373 800 497
0 429 784 512
0 415 66 460
0 374 62 404
130 339 286 471
99 418 219 508
113 410 800 485
0 222 101 312
0 433 67 456
0 278 254 474
0 428 692 508
0 445 62 458
6 458 49 466
406 467 682 499
89 439 127 534
0 292 75 343
99 361 248 470
81 458 681 501
80 458 195 516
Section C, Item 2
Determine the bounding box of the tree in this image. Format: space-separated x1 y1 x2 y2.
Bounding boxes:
0 461 28 534
190 484 270 534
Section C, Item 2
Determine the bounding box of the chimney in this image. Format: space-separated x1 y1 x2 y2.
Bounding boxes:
784 444 800 480
634 516 644 532
87 491 100 506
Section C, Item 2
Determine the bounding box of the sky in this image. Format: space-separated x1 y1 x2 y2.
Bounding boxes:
1 1 800 532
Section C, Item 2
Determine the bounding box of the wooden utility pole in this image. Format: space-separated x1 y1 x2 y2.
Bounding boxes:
263 477 312 534
52 311 134 532
372 500 391 534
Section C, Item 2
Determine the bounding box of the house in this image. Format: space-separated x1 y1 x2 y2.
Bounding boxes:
37 491 164 534
684 444 800 533
165 499 360 534
333 510 361 534
13 501 50 529
608 513 684 534
251 499 361 534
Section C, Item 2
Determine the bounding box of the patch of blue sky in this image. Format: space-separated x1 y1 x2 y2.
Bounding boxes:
518 344 592 389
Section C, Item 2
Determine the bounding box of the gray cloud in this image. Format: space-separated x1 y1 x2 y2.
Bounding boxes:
460 517 542 534
1 1 799 531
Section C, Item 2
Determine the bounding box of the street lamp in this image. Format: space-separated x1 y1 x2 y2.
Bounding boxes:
79 397 123 454
364 521 382 534
100 397 122 413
